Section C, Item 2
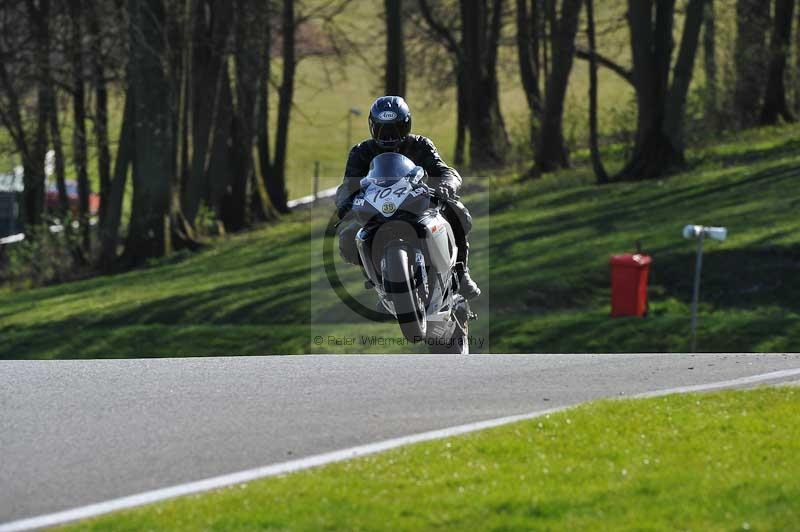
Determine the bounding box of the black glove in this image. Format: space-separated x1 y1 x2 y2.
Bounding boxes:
434 183 458 202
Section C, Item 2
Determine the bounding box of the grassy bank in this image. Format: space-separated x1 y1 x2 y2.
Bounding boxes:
63 387 800 531
2 124 799 357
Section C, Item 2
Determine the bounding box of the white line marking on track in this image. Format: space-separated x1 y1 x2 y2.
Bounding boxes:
3 366 800 531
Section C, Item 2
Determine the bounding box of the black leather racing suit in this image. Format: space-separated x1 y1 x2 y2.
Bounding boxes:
335 135 473 267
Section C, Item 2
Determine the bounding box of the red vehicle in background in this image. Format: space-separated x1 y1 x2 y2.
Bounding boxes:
45 181 100 217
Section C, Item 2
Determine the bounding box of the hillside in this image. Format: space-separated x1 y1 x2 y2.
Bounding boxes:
1 124 798 358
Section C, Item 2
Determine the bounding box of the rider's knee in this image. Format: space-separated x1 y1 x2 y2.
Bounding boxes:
338 222 361 265
445 200 472 237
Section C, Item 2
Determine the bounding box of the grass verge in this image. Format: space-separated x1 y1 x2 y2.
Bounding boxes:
63 386 800 531
2 124 799 357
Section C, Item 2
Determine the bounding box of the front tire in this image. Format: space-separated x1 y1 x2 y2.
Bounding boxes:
384 246 426 342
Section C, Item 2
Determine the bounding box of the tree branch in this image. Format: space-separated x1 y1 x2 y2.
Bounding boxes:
417 0 460 59
574 46 633 85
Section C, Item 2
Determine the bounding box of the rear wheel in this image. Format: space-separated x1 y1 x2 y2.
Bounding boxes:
384 246 426 342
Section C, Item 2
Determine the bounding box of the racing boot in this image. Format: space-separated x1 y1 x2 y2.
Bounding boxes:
457 244 481 300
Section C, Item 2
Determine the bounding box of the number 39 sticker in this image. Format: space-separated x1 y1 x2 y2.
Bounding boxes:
382 202 396 214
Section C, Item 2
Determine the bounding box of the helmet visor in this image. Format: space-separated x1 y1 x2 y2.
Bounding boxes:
370 120 410 149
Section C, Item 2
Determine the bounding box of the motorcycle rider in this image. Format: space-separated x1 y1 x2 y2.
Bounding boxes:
335 95 480 299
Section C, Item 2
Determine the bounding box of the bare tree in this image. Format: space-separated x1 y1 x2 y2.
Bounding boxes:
385 0 406 95
227 0 262 231
760 0 796 124
85 0 112 226
183 0 234 224
534 0 582 173
734 0 770 128
702 0 718 127
796 2 800 114
9 0 52 228
516 0 543 149
68 0 91 254
416 0 467 164
460 0 509 169
268 0 295 214
256 0 275 219
99 91 133 270
617 0 706 180
123 0 173 263
585 0 607 184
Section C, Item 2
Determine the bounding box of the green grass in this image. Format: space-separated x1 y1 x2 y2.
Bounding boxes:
62 387 800 531
485 124 800 353
2 124 799 358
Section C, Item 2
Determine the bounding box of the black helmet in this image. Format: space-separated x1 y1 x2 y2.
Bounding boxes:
368 96 411 151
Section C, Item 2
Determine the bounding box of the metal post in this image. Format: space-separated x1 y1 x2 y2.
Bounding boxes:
313 161 320 205
689 233 705 352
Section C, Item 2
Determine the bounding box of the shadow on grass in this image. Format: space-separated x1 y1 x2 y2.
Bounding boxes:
490 310 799 353
4 139 799 358
0 321 311 359
94 265 316 327
490 161 800 250
696 136 800 168
653 245 800 313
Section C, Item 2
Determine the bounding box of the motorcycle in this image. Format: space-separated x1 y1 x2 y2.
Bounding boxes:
349 152 473 354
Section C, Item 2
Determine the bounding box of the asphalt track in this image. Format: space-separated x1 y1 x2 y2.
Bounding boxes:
2 353 800 527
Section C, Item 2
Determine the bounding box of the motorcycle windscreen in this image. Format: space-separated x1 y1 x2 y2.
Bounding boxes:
365 153 422 184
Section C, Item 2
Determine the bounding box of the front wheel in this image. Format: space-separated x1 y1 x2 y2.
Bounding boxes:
384 246 426 342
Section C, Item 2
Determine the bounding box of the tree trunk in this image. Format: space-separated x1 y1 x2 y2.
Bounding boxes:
268 0 294 214
585 0 608 184
164 0 199 252
734 0 770 128
664 0 706 153
460 0 509 169
25 0 53 228
183 0 233 224
0 62 32 224
702 0 718 128
123 0 172 264
534 0 582 173
86 0 112 227
99 92 134 271
208 66 235 224
517 0 543 149
69 0 92 254
385 0 406 96
543 0 553 81
619 0 677 179
760 0 796 124
256 1 275 219
226 0 262 232
454 77 467 166
796 2 800 115
619 0 705 180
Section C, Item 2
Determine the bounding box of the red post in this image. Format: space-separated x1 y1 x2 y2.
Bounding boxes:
610 253 652 317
